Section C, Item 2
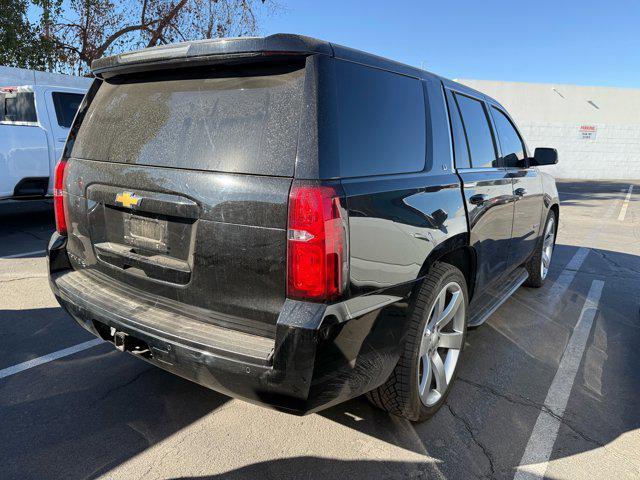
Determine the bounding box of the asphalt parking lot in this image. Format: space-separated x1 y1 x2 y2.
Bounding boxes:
1 181 639 480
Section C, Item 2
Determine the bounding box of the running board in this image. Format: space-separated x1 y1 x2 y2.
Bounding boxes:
467 267 529 328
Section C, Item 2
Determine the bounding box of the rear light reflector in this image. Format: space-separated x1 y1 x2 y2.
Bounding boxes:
54 159 68 235
287 182 348 301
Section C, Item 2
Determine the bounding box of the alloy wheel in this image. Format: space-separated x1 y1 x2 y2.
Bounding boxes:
541 216 556 280
417 282 465 407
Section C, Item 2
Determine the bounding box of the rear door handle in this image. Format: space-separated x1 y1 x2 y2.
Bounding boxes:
514 187 527 197
469 194 487 205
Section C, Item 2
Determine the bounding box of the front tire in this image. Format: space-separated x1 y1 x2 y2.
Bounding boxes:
367 262 468 422
524 211 557 288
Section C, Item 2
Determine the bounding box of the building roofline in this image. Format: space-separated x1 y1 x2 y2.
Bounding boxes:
455 78 640 92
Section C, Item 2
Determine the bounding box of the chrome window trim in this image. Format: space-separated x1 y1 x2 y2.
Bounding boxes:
456 167 507 174
438 84 455 172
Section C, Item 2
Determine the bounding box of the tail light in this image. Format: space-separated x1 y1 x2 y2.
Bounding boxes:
287 182 348 301
53 159 68 235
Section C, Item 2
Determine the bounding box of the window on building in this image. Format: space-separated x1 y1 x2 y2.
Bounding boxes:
454 93 498 168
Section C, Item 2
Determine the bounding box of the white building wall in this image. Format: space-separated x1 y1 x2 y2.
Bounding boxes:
0 66 92 90
457 79 640 180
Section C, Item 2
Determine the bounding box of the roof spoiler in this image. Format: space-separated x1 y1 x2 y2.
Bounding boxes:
91 34 333 77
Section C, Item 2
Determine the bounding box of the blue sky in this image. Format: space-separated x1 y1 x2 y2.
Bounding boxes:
259 0 640 88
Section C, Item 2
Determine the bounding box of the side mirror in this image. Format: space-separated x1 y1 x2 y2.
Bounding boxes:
502 152 520 168
431 208 448 226
530 147 558 166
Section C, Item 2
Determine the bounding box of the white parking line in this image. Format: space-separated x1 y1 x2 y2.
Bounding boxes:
545 247 589 307
0 249 47 259
514 279 604 480
0 338 103 380
545 190 622 308
618 185 634 221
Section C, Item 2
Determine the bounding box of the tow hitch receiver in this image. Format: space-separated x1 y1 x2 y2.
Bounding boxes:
109 327 151 357
114 331 127 351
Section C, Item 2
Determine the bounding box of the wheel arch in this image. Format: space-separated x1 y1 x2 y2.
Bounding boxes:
414 233 478 301
546 202 560 243
549 202 559 222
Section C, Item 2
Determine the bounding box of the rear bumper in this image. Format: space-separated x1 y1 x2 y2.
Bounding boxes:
48 233 411 415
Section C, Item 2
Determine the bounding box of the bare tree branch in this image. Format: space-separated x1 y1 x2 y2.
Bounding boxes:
141 0 148 25
18 0 274 74
146 0 189 48
95 23 150 59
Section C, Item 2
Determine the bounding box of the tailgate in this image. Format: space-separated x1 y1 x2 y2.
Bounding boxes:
65 161 291 338
62 61 305 337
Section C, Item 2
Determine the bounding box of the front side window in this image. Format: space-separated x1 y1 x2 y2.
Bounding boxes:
491 107 525 167
52 92 84 128
454 93 497 168
1 92 37 123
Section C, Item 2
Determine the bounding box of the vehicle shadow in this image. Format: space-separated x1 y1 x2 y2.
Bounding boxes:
315 243 640 479
0 341 232 480
556 180 637 208
1 212 639 479
174 457 433 480
0 200 54 257
0 307 94 369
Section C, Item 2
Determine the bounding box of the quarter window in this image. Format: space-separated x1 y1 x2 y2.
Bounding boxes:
446 90 470 169
491 107 525 167
334 60 427 177
52 92 84 128
454 93 497 169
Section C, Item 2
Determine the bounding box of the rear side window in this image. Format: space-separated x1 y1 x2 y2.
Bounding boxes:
454 93 497 169
491 107 525 167
445 90 470 169
1 92 37 123
71 63 305 176
334 61 426 177
52 92 84 128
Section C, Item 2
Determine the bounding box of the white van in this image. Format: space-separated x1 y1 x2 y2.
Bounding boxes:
1 85 86 199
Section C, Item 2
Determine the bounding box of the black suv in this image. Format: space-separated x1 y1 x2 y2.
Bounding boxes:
48 34 559 422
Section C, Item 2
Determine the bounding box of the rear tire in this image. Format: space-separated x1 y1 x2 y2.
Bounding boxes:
524 211 557 288
366 262 468 422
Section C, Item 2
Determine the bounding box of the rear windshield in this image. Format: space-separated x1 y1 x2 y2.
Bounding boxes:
71 63 305 176
1 92 37 123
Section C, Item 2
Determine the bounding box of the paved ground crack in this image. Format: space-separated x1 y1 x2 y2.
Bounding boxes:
91 367 153 407
15 228 49 242
590 249 640 276
445 402 496 480
458 376 603 447
0 275 48 283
